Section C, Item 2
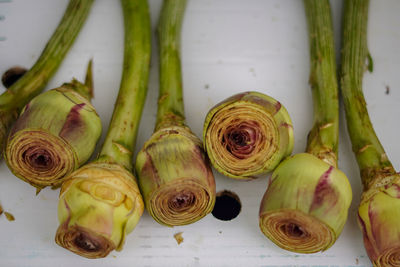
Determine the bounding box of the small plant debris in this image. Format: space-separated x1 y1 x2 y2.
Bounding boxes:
4 211 15 221
174 232 184 245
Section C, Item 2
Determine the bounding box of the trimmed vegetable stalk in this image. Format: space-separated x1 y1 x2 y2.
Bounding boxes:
5 61 101 190
135 0 216 227
203 91 294 180
259 0 352 253
55 0 150 259
340 1 400 266
0 0 94 155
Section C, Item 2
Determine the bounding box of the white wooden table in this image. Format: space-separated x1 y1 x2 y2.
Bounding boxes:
1 1 399 266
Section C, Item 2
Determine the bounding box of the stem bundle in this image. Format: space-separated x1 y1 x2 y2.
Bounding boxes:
135 0 216 226
340 0 400 265
55 0 151 258
258 0 352 253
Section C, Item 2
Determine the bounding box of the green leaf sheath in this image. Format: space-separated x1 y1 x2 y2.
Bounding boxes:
83 59 94 99
0 0 94 152
155 0 187 131
303 0 339 167
62 60 94 101
97 0 151 170
340 0 395 189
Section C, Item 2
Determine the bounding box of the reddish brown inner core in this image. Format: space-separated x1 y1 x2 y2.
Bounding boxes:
23 148 53 170
282 223 307 238
74 232 101 252
169 192 196 211
222 121 259 159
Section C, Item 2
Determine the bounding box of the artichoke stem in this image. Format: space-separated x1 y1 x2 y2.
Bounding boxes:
56 0 150 259
341 1 400 266
154 0 187 131
135 0 216 226
340 0 395 189
259 0 352 254
0 0 94 154
97 0 151 170
304 0 339 167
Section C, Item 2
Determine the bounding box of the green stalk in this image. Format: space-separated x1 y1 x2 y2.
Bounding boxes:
135 0 216 227
155 0 187 131
341 1 400 266
340 0 394 189
97 0 151 170
55 0 150 258
304 0 339 167
258 0 352 253
0 0 94 152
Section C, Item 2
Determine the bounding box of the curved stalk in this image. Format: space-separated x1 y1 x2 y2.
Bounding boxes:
154 0 186 131
340 0 394 188
5 61 101 189
259 0 352 253
304 0 340 168
135 0 216 227
203 91 294 180
55 0 150 258
340 1 400 266
0 0 94 154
